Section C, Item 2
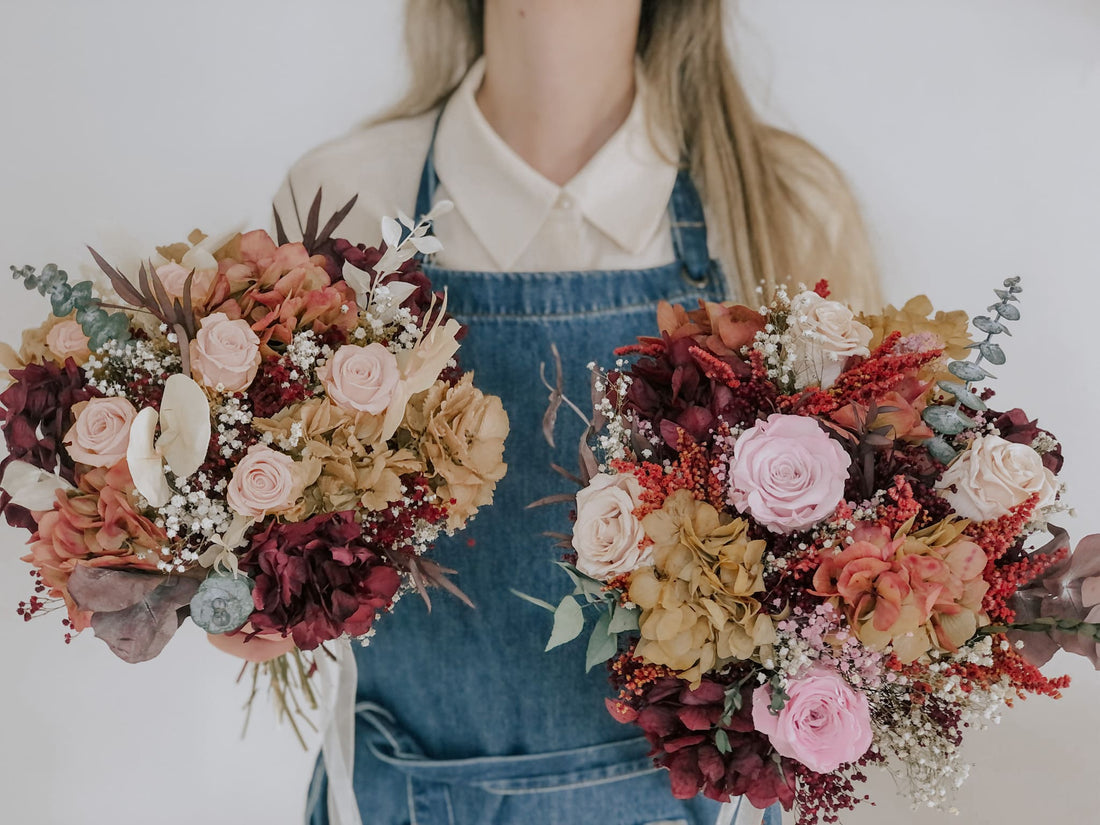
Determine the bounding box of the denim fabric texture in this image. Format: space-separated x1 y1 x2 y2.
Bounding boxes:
305 126 784 825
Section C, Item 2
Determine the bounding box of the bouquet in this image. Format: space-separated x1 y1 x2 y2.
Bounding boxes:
531 279 1099 823
3 193 507 737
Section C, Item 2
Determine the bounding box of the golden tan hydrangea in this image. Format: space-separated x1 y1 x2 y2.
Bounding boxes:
860 295 972 360
628 489 775 687
403 375 508 530
252 398 424 519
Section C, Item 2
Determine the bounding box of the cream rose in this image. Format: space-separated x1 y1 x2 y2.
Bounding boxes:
572 472 648 579
64 397 137 468
226 444 301 518
936 434 1057 522
320 343 400 415
46 320 91 364
189 312 261 392
784 290 873 389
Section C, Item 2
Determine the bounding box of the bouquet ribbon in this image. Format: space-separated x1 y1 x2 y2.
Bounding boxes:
319 637 363 825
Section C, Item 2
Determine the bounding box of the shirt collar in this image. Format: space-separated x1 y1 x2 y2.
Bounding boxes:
433 57 679 271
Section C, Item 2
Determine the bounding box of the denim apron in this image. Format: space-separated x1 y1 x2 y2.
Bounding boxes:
306 120 782 825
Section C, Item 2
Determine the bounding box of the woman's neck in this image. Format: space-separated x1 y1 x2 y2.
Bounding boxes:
477 0 641 186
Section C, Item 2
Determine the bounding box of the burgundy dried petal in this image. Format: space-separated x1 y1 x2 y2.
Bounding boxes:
88 575 199 664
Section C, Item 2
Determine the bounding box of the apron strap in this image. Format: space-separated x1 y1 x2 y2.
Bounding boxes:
412 107 713 284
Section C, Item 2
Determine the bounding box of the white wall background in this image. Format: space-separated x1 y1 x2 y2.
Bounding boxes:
0 2 1097 823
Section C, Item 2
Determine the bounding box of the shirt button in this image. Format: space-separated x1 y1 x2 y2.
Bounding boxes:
555 193 574 210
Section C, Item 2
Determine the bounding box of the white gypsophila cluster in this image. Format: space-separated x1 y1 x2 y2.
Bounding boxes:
214 396 253 458
751 286 797 389
83 333 181 397
590 360 634 469
284 329 326 382
148 469 233 572
872 637 1012 813
1030 431 1060 456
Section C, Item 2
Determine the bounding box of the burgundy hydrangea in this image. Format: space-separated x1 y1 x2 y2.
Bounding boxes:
238 510 401 650
0 359 99 530
609 658 796 811
626 335 775 453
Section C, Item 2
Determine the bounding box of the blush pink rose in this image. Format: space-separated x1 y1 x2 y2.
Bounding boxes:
319 343 400 414
156 262 217 305
46 320 91 363
752 667 872 773
189 312 262 392
572 472 648 579
63 397 138 468
226 444 301 518
728 414 850 534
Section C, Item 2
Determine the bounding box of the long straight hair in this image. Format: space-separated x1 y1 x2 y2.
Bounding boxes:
380 0 879 308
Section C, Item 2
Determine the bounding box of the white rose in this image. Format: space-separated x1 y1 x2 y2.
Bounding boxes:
936 434 1058 522
784 291 872 389
572 473 648 579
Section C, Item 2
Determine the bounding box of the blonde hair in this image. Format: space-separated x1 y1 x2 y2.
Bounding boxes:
383 0 880 309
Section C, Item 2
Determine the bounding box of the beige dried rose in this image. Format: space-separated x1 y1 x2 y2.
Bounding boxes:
936 433 1057 522
404 375 508 530
628 489 775 687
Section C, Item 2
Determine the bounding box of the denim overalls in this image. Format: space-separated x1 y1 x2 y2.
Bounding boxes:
306 120 782 825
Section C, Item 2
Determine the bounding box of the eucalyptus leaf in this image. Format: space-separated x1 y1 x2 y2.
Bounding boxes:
69 281 94 310
937 381 987 411
977 341 1007 365
585 610 617 671
510 588 556 612
994 289 1018 302
191 572 254 635
924 435 958 465
556 561 608 601
714 728 732 754
948 360 992 382
922 404 974 435
546 596 586 651
973 315 1007 336
993 302 1021 321
608 605 640 634
50 282 75 316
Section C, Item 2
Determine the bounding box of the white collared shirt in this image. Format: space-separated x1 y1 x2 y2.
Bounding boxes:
275 58 684 274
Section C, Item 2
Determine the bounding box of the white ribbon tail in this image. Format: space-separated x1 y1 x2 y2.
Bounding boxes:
717 797 767 825
319 636 363 825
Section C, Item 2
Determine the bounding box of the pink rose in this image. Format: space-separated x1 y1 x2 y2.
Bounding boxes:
752 667 872 773
189 312 261 392
572 473 648 579
46 320 91 363
728 414 850 534
320 343 400 415
63 397 138 468
156 261 217 305
226 445 301 518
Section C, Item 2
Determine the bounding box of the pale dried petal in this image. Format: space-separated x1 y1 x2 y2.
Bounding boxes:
1 460 73 510
156 374 211 479
127 407 171 506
